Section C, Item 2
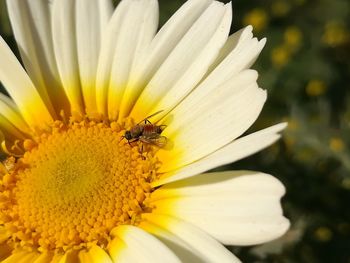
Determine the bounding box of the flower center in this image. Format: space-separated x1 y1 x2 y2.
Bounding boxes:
0 120 160 252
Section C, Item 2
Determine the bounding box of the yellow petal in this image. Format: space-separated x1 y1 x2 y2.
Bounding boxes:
78 246 113 263
50 253 64 263
0 93 30 133
1 250 39 263
0 226 11 244
0 243 12 261
58 250 78 263
0 115 28 141
33 252 53 263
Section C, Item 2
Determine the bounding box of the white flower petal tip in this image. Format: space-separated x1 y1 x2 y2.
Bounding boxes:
153 123 288 187
260 37 267 45
245 24 253 31
151 171 290 246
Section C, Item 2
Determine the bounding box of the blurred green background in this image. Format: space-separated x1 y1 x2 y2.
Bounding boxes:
0 0 349 262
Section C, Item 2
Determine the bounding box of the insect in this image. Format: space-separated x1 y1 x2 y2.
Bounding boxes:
122 110 167 151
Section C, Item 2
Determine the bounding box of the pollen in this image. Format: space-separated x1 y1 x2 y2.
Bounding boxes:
0 119 160 252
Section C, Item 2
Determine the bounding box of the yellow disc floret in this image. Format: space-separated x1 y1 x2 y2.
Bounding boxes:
0 119 160 252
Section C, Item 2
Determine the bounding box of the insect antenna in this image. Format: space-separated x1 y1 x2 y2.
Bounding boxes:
136 110 164 125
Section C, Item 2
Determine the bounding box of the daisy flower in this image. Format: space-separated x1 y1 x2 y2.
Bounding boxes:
0 0 290 262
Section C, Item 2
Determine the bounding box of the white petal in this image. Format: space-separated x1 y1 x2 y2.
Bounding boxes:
149 3 232 120
164 28 265 132
76 0 113 116
207 26 253 72
6 0 68 117
108 225 181 263
151 171 290 246
117 0 160 120
76 0 100 115
205 26 265 83
141 214 241 262
96 0 130 116
131 1 230 120
98 0 114 31
0 37 53 129
157 70 266 172
121 0 212 119
154 123 286 186
163 69 258 136
52 0 84 114
107 0 159 120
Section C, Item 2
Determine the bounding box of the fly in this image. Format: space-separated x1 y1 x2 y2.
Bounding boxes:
121 111 167 157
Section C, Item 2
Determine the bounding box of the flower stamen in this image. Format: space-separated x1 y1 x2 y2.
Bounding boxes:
0 119 160 252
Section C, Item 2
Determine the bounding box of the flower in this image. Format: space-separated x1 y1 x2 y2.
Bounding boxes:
0 0 289 262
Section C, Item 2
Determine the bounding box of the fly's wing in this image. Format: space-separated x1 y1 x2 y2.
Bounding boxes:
154 136 167 147
140 135 167 148
136 110 164 125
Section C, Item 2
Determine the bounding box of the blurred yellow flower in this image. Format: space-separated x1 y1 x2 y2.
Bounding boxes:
295 148 315 162
305 80 327 97
314 227 333 242
342 179 350 190
284 26 303 50
323 21 350 47
243 8 268 32
329 137 345 152
271 0 291 17
271 45 290 68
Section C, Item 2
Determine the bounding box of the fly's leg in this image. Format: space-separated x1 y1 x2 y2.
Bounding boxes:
138 144 146 160
127 138 139 147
